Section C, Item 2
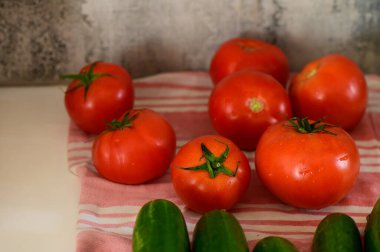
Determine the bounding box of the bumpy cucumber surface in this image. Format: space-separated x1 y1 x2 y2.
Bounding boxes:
252 236 298 252
192 209 249 252
312 212 362 252
365 198 380 252
132 199 190 252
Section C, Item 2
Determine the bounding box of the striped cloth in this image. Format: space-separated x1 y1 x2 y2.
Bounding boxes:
68 72 380 252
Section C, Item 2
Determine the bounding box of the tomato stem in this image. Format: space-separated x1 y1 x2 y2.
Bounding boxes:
176 139 239 178
288 117 337 135
107 112 138 131
62 62 110 99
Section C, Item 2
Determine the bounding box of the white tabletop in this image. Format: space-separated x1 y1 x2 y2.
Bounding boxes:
0 85 79 252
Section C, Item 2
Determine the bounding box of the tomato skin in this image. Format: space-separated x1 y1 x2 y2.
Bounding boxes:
170 135 251 213
64 62 134 134
92 109 176 185
289 54 367 131
209 37 289 86
208 69 292 151
255 120 360 209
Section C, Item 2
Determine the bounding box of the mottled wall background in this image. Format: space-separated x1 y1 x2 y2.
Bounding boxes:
0 0 379 85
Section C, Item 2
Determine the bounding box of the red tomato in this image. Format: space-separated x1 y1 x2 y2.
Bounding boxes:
208 69 292 151
64 61 134 134
209 37 289 86
255 118 360 209
92 109 176 185
170 135 251 213
289 54 368 131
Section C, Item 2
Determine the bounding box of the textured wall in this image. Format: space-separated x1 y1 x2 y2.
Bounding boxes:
0 0 379 85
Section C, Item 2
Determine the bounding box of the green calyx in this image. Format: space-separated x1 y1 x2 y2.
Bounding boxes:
288 117 336 135
62 62 110 99
177 139 239 179
107 112 138 131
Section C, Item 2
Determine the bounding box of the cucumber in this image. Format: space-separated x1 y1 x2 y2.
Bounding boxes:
312 212 362 252
132 199 190 252
192 209 249 252
365 198 380 252
252 236 298 252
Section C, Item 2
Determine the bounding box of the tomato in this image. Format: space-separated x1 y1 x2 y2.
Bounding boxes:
64 61 134 134
92 109 176 185
170 135 251 213
208 69 292 151
289 54 368 131
209 37 289 86
255 117 360 209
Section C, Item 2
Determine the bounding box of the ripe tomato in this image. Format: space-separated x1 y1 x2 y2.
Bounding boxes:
92 109 176 185
209 37 289 86
289 54 368 131
170 135 251 213
208 69 292 151
64 61 134 134
255 118 360 209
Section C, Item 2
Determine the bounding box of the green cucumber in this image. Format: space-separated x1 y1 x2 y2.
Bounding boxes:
365 198 380 252
312 213 362 252
252 236 298 252
192 209 249 252
132 199 190 252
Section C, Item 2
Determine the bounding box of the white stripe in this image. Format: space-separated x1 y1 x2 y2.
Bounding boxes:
359 148 380 155
361 165 380 172
367 106 380 112
355 139 380 147
135 97 208 106
77 223 134 235
79 213 136 224
366 77 380 88
68 141 93 149
360 157 380 165
68 150 91 158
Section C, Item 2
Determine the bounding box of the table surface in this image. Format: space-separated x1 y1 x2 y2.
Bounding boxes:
0 85 79 252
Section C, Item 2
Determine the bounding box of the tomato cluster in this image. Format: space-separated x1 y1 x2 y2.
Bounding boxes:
63 36 367 212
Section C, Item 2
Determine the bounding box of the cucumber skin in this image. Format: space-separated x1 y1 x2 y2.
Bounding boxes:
252 236 298 252
312 213 362 252
192 210 249 252
132 199 190 252
365 198 380 252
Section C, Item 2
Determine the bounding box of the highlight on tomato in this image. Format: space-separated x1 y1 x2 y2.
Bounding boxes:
170 135 251 213
208 68 292 151
209 37 289 86
92 109 176 185
289 54 368 131
255 117 360 209
63 61 134 134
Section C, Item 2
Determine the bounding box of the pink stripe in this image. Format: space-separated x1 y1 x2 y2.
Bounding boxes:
79 209 136 218
136 95 210 100
68 156 90 161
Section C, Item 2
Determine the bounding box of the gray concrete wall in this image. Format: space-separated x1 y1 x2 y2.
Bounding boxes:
0 0 379 85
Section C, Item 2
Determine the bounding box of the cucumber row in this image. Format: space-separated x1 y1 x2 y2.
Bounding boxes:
132 198 380 252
